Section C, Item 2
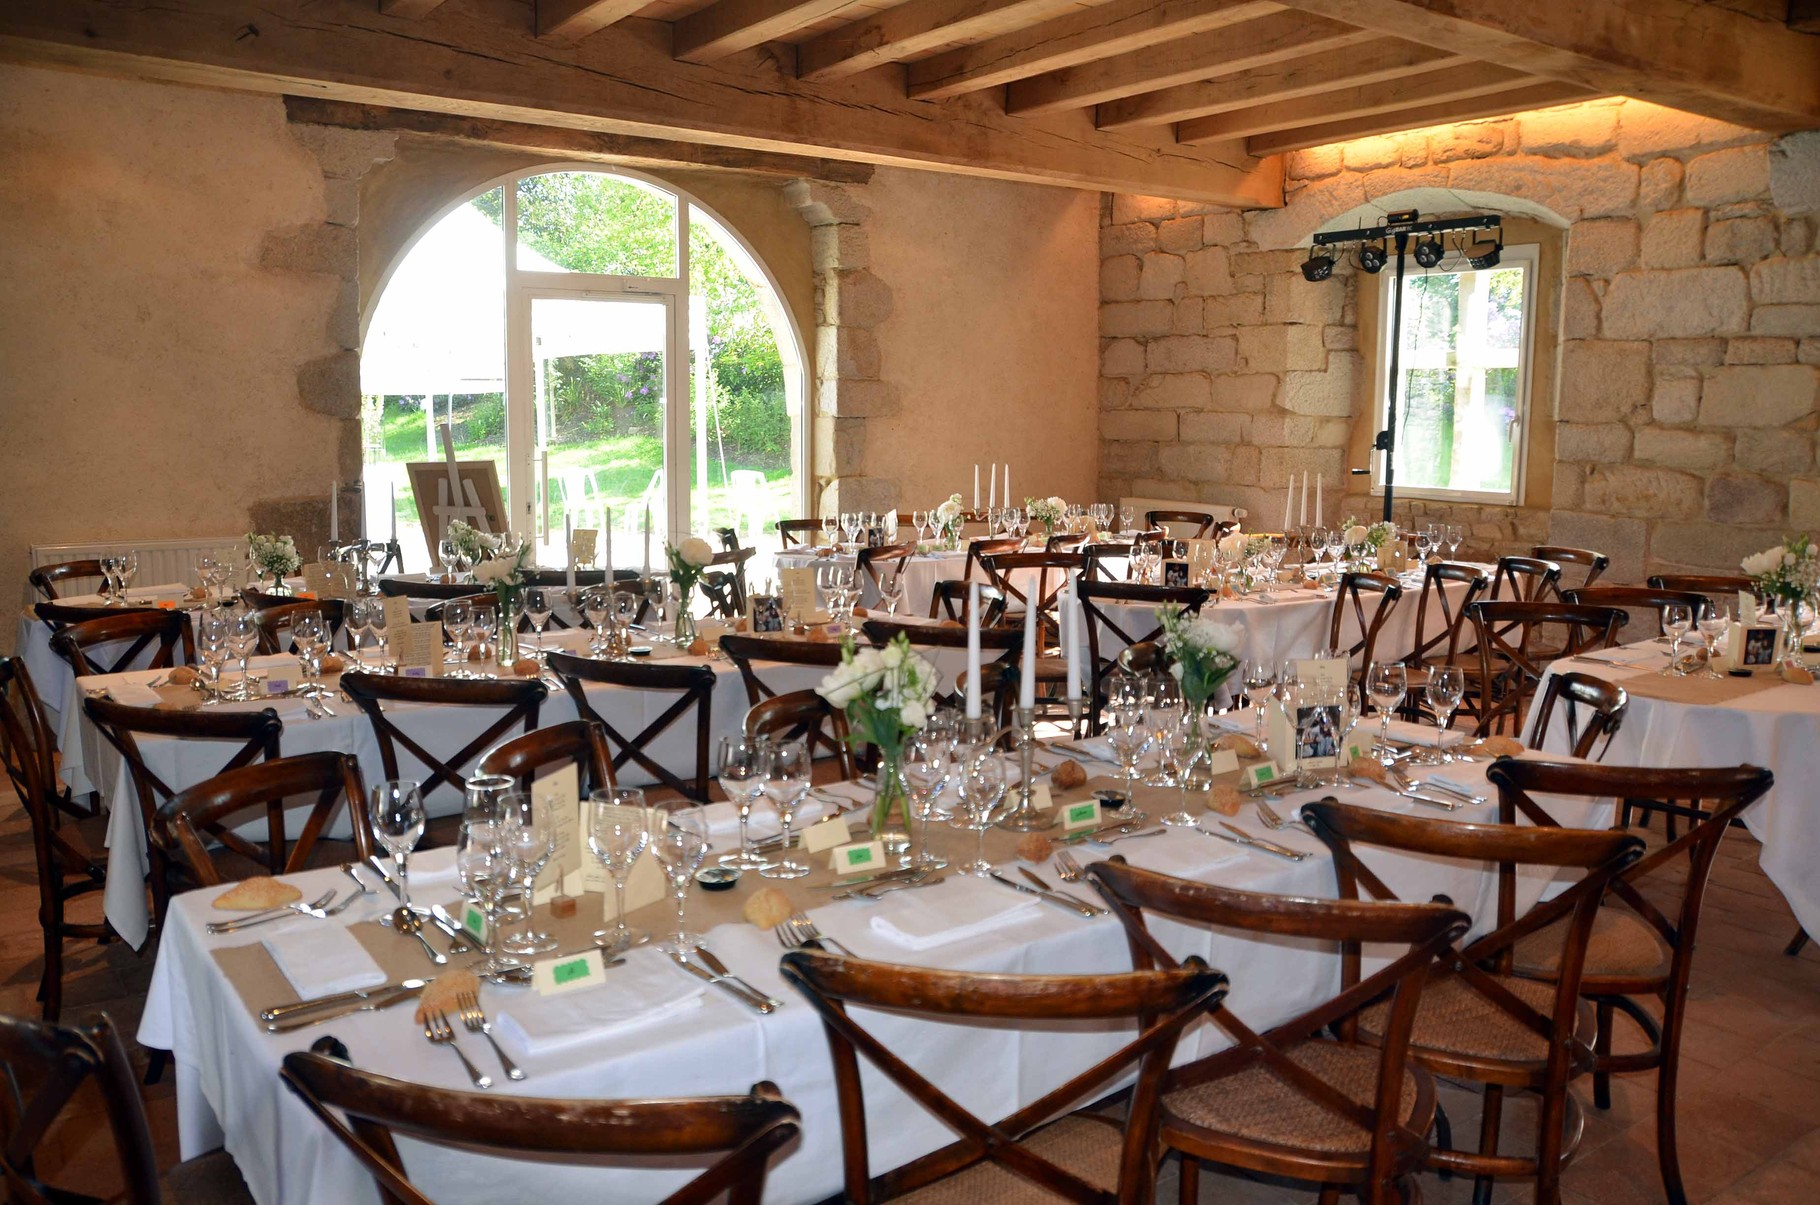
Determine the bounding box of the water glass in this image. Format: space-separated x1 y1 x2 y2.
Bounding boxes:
1698 605 1730 678
442 598 472 666
370 780 426 910
650 808 709 954
500 791 557 954
291 610 328 694
1158 715 1207 827
1662 604 1694 675
523 589 551 659
1425 666 1466 763
1366 662 1408 757
716 737 770 870
758 742 812 879
226 610 259 698
901 735 949 871
456 820 519 974
582 588 612 654
954 751 1009 876
587 789 651 952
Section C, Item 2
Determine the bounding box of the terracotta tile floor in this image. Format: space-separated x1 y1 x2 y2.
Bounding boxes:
6 789 1818 1202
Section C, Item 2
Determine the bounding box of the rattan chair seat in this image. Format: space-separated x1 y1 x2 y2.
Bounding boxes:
1510 908 1672 983
893 1114 1122 1203
1163 1040 1425 1156
159 1148 255 1204
1361 973 1577 1065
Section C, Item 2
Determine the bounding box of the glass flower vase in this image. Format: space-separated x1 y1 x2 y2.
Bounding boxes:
869 748 910 840
494 588 519 664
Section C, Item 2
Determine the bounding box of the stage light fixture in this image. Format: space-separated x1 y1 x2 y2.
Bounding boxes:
1300 249 1334 282
1357 240 1388 273
1413 236 1445 268
1466 231 1503 269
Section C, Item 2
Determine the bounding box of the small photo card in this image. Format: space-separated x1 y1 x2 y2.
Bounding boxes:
1293 702 1344 770
1161 560 1191 588
750 594 785 634
829 840 886 875
569 528 599 567
1728 621 1781 670
1061 798 1102 832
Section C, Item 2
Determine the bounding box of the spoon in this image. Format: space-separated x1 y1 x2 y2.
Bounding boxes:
393 906 448 966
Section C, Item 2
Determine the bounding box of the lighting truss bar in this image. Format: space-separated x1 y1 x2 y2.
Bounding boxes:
1311 213 1499 247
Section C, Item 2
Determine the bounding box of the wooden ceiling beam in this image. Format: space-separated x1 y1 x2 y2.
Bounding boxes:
673 0 855 63
1006 12 1377 116
1276 0 1820 130
377 0 449 17
535 0 650 42
798 0 1087 83
1245 80 1596 154
906 0 1281 101
1178 61 1531 142
0 0 1284 207
1096 36 1461 130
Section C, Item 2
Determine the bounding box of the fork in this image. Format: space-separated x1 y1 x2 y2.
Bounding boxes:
425 1009 492 1088
457 991 524 1081
775 911 856 957
1255 800 1313 834
1053 850 1086 883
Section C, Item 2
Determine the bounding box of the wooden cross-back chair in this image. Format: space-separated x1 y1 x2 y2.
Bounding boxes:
860 618 1024 729
1398 562 1490 724
854 542 914 592
337 673 546 802
745 690 854 779
779 948 1227 1205
718 634 855 707
46 610 193 679
1302 800 1646 1205
961 537 1025 584
701 546 756 618
546 652 715 803
1525 671 1629 762
377 577 502 601
928 579 1005 625
1043 530 1090 553
1560 586 1711 637
0 1012 252 1205
476 719 617 799
1087 859 1469 1205
281 1052 798 1205
1646 573 1761 612
1327 572 1404 711
1489 556 1561 604
1466 601 1628 738
160 752 374 887
1079 541 1138 582
2 659 110 1021
248 601 347 656
82 697 284 936
1487 760 1774 1205
27 560 108 603
776 518 825 549
1144 510 1220 540
978 551 1082 632
1530 546 1609 592
1076 581 1208 733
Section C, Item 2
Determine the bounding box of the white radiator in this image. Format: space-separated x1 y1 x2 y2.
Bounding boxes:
25 536 242 605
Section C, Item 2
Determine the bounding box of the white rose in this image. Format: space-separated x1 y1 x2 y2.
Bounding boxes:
677 536 716 567
1218 532 1246 558
1168 663 1185 681
881 643 904 668
1344 525 1368 546
1047 496 1067 512
900 699 927 728
472 560 502 584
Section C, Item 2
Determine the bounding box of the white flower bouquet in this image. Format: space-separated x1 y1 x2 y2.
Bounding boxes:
1156 605 1242 710
934 493 966 546
472 533 532 590
816 632 942 834
1025 495 1066 531
1742 535 1819 610
445 519 496 563
246 532 300 579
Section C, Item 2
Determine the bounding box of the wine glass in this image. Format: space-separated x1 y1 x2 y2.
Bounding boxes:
97 555 121 605
346 598 372 657
1325 527 1347 570
438 536 459 580
716 737 770 870
1146 673 1183 785
120 551 140 598
195 608 230 701
456 819 519 974
1119 504 1136 534
758 742 812 879
226 610 259 698
1366 662 1408 758
370 780 426 911
582 587 611 654
650 808 709 954
820 514 839 547
442 598 472 666
500 791 557 955
1243 661 1277 747
954 751 1009 876
1425 666 1465 763
1697 604 1730 679
1446 525 1464 558
588 789 651 953
879 571 906 617
523 588 551 660
912 510 929 544
290 610 328 697
368 603 390 666
901 735 949 871
1157 714 1207 827
1106 709 1151 801
196 554 221 602
1661 604 1694 676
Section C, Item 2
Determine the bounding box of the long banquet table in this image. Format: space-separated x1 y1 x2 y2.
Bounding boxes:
140 745 1610 1205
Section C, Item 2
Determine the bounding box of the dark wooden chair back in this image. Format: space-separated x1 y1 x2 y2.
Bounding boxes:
746 690 854 779
161 752 373 886
1646 573 1761 610
0 658 60 826
1561 586 1710 637
1527 671 1628 761
545 651 716 802
46 610 193 678
421 594 495 624
780 948 1227 1204
1079 541 1137 582
1489 555 1562 604
249 601 348 655
858 620 1022 726
1327 572 1404 705
702 546 756 618
0 1013 161 1205
927 579 1004 624
476 719 617 798
1088 858 1468 1199
1531 546 1609 591
1144 510 1219 539
27 561 107 603
776 518 825 549
961 537 1024 585
337 672 545 799
718 634 854 706
1077 580 1207 731
281 1052 800 1205
854 543 914 591
979 552 1083 638
377 577 499 601
1405 561 1489 667
1043 530 1090 553
1465 601 1628 736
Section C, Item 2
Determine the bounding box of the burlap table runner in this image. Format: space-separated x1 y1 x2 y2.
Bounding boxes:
1617 670 1788 706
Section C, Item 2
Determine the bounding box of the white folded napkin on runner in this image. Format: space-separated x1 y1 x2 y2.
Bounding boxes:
701 795 831 843
381 846 460 890
494 950 704 1059
1113 834 1246 878
264 926 387 999
868 874 1041 951
107 682 163 707
1383 720 1467 748
1586 643 1667 666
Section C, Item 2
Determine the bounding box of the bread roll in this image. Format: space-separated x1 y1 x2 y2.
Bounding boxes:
1051 760 1087 790
744 886 796 930
1480 735 1525 757
1208 783 1244 816
1015 833 1055 863
510 657 540 677
212 876 302 911
414 969 481 1024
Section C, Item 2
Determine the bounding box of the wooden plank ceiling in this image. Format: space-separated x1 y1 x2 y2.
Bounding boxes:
1 0 1815 205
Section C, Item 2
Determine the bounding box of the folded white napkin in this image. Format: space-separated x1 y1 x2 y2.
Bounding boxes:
383 846 460 889
868 874 1042 951
1383 719 1466 748
1424 769 1488 798
264 925 387 998
108 682 163 707
1097 834 1245 878
1589 643 1667 666
493 951 705 1059
702 794 830 843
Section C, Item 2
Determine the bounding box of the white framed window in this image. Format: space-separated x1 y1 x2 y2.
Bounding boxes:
1370 243 1538 505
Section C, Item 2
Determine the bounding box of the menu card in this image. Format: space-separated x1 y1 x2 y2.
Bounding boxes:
570 529 599 567
381 595 413 635
535 763 583 902
780 567 818 617
303 562 356 601
396 621 443 673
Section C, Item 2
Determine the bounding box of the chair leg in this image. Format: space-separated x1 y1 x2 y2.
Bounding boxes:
40 925 61 1023
1787 927 1811 957
1472 1086 1503 1205
1593 998 1614 1110
1656 991 1691 1205
1177 1154 1198 1205
1432 1103 1454 1181
143 1048 170 1086
1317 1186 1342 1205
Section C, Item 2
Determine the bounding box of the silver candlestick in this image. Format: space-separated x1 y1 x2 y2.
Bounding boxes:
996 706 1053 833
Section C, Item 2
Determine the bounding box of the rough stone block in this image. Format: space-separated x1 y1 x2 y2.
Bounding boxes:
1783 221 1815 258
1204 292 1264 328
1698 364 1819 426
812 222 869 271
1652 339 1725 367
1555 422 1633 464
287 124 397 179
1158 443 1235 483
1638 209 1703 270
1430 123 1505 163
1102 338 1145 377
1639 157 1683 211
1245 174 1368 251
1184 247 1232 296
1582 465 1702 519
1615 101 1762 162
827 270 893 327
1601 267 1750 338
815 326 881 380
1770 131 1820 217
1751 304 1820 336
1130 372 1211 410
1101 301 1174 339
1650 371 1702 424
1651 521 1783 572
1247 414 1348 447
1209 374 1280 413
1546 512 1648 585
1735 428 1813 474
1102 410 1177 442
1179 412 1247 444
296 351 360 419
1343 135 1401 172
1792 479 1820 528
1102 222 1156 258
1263 273 1345 325
1751 256 1820 304
1360 166 1448 202
822 378 900 418
1705 472 1786 524
1202 212 1246 246
1685 145 1771 207
1173 298 1205 334
1103 441 1160 475
786 180 869 227
1563 279 1600 339
1557 340 1651 422
1632 426 1729 468
1724 337 1798 365
1568 218 1640 277
1323 325 1358 350
1448 155 1639 221
1100 377 1130 409
1287 145 1344 179
1138 252 1185 300
1100 255 1141 301
260 224 355 278
1258 446 1346 485
1158 217 1201 254
1236 323 1325 373
1111 195 1177 225
1804 337 1820 366
1281 353 1360 416
1705 216 1778 265
1145 335 1235 374
1520 102 1618 157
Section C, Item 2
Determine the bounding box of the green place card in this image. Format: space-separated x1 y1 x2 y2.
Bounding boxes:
1245 763 1279 789
829 839 886 874
1062 799 1102 832
532 950 600 997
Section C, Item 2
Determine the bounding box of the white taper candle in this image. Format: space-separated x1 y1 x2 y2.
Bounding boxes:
965 583 982 720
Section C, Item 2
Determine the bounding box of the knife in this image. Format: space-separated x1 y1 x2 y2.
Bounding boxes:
694 948 784 1012
831 873 943 901
1019 868 1108 915
1212 822 1311 861
1409 778 1486 805
261 978 431 1022
668 952 776 1013
428 904 476 954
988 872 1099 918
264 982 426 1032
810 865 922 890
365 856 405 902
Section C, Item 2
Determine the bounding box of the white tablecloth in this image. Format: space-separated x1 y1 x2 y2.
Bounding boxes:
15 583 197 734
139 748 1611 1205
1533 644 1820 937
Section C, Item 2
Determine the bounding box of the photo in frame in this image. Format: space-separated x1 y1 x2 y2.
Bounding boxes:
1161 560 1191 588
1735 623 1781 669
750 595 784 634
1294 703 1343 768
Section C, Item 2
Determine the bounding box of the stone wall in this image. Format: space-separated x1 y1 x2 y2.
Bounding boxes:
1099 98 1820 584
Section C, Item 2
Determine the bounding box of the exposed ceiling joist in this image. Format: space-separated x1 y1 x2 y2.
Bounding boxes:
377 0 450 16
906 0 1281 101
1277 0 1820 130
1246 80 1596 153
1006 12 1376 115
797 0 1085 83
535 0 650 42
1178 61 1532 142
673 0 853 63
1095 36 1460 130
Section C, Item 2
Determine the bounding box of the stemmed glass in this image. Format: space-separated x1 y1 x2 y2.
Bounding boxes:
583 588 611 654
1106 710 1151 801
197 554 221 602
439 537 459 581
1446 525 1464 559
1242 661 1276 748
499 791 557 954
368 603 390 667
1325 528 1347 571
901 735 949 871
1366 662 1408 758
716 737 771 870
758 741 812 879
1425 666 1465 763
523 588 551 660
346 599 373 658
820 514 840 547
1661 604 1694 676
879 571 906 617
588 789 651 952
119 551 140 599
226 609 259 698
1698 605 1730 679
650 809 709 954
1308 526 1330 573
1119 504 1136 534
954 751 1009 876
370 780 426 911
1158 715 1207 828
1145 673 1183 785
98 556 122 605
195 608 229 702
912 510 929 544
291 610 328 697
